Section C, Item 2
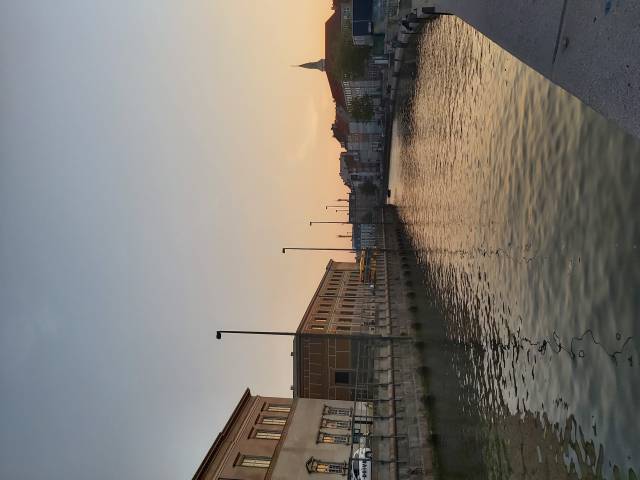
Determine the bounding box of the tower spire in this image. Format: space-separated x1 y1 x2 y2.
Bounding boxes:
296 59 326 72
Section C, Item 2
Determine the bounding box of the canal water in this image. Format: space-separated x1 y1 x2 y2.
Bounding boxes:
388 17 639 480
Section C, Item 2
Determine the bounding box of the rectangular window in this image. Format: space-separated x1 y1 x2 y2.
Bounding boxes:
239 455 271 468
261 417 287 426
334 371 351 384
318 432 350 444
255 430 281 440
315 462 347 474
267 405 290 413
321 418 351 429
310 325 325 331
315 318 327 323
336 326 350 332
323 406 352 416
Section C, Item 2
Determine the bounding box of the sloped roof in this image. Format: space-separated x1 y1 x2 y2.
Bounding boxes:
325 12 346 107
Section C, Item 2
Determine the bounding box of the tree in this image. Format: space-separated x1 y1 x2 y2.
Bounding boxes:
329 27 371 80
349 95 374 122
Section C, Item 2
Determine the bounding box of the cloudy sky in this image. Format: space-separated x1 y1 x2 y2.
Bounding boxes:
0 2 352 478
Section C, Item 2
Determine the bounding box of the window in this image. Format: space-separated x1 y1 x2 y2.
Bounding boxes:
315 318 327 323
310 325 325 331
323 406 352 416
255 430 281 440
318 432 350 444
336 326 350 332
306 458 348 474
321 418 351 429
267 405 290 413
261 417 287 425
239 455 271 468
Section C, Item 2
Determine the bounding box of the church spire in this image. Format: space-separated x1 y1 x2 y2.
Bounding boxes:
296 59 326 72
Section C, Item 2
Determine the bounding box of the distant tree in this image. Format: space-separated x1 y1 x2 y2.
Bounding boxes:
329 27 371 80
359 180 378 196
349 95 374 122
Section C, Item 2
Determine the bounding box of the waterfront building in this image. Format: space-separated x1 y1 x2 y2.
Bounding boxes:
193 389 372 479
352 0 374 46
340 151 381 189
340 1 352 32
342 79 382 109
292 260 387 400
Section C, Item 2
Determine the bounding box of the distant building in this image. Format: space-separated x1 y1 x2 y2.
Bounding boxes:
352 0 374 46
293 260 385 400
340 1 353 31
193 389 371 479
340 151 381 189
342 79 381 109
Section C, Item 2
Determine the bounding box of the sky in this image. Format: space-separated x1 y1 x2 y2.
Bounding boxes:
0 2 352 478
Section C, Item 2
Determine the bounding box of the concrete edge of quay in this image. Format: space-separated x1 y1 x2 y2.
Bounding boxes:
416 0 640 139
379 206 440 479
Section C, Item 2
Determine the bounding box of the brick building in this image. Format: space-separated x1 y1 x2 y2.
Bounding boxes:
292 260 386 401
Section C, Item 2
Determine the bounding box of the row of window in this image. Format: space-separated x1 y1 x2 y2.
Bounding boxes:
237 455 347 475
235 405 353 472
309 325 352 333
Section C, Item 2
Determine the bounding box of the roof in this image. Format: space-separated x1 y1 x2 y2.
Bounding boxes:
192 388 253 479
325 12 346 107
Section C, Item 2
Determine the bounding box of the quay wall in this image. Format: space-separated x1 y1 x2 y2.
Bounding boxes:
417 0 640 138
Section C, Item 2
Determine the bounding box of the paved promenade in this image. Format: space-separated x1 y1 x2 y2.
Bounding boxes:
413 0 640 138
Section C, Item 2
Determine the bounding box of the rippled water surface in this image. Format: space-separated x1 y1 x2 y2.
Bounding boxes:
388 17 639 479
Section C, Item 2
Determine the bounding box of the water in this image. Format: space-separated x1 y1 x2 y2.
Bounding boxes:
388 17 639 480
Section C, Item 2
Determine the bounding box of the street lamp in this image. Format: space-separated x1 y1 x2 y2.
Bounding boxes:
309 221 392 226
282 247 356 254
215 330 410 341
282 247 401 254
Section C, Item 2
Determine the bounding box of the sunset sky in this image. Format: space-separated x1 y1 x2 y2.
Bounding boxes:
0 2 352 478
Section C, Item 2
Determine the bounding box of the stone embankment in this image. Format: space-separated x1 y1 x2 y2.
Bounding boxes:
375 206 439 480
412 0 640 138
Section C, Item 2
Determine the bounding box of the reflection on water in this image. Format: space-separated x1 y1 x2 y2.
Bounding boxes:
388 17 639 480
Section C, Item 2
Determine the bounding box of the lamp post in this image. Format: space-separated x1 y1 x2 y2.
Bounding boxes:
282 247 356 254
282 247 401 254
215 330 409 341
309 221 391 226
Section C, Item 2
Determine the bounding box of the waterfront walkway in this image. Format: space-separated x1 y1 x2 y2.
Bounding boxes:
409 0 640 138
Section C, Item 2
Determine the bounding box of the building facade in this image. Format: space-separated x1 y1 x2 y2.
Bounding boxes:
293 260 387 401
193 389 371 480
